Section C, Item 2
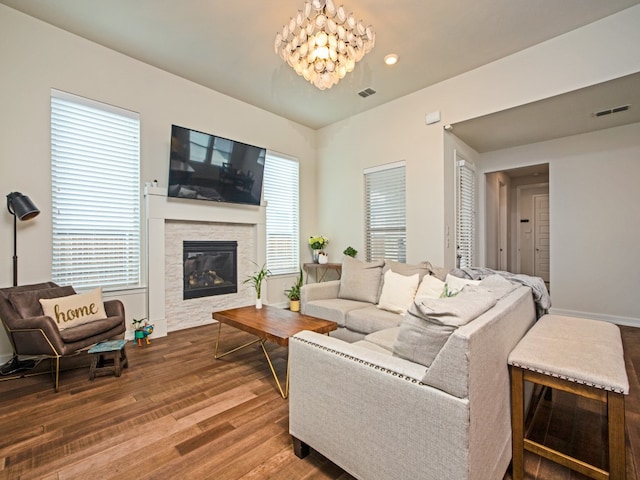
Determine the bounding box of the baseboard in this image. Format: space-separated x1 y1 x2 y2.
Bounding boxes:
549 308 640 327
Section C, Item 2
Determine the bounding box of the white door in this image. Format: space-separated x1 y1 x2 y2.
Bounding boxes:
498 181 508 271
533 194 550 282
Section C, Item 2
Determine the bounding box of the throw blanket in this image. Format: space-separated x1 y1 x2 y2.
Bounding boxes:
450 267 551 319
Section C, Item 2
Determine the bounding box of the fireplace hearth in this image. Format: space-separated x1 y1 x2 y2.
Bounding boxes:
183 240 237 300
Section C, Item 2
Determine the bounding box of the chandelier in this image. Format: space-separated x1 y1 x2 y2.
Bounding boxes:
274 0 375 90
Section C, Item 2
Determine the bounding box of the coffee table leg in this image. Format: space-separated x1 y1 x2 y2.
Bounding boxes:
214 322 261 359
260 340 288 399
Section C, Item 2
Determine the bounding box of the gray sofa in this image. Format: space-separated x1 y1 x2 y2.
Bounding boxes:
301 257 446 342
292 258 538 480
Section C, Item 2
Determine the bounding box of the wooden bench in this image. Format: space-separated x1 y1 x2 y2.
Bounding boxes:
508 314 629 480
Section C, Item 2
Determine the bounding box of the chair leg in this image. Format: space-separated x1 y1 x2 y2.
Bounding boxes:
54 356 60 392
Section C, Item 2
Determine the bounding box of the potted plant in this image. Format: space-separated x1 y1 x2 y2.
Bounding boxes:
285 267 304 312
343 246 357 258
244 262 270 309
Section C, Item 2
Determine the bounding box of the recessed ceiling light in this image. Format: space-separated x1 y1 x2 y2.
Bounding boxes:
384 54 398 66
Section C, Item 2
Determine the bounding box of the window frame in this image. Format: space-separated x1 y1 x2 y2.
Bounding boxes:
263 151 300 276
50 89 141 291
364 161 407 262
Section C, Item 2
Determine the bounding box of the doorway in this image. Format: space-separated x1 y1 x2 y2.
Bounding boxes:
485 164 550 288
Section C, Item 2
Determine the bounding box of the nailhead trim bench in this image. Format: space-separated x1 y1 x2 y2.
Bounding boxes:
508 314 629 480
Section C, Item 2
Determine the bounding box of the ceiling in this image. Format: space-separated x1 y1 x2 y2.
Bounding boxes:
2 0 639 131
452 71 640 153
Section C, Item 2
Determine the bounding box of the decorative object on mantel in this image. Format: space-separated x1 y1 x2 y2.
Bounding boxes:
309 235 329 263
285 267 304 312
343 246 357 258
274 0 375 90
244 262 271 309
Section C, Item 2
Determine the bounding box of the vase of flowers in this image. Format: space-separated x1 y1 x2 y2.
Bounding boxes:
308 235 329 263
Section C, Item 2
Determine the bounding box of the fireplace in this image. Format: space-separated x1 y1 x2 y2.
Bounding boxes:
183 241 237 300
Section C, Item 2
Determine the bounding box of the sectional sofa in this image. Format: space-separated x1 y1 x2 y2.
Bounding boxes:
290 257 538 480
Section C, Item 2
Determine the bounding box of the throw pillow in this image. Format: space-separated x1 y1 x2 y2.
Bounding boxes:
338 256 384 304
8 286 76 319
444 274 481 295
377 270 420 314
415 274 446 300
393 288 497 368
39 287 107 330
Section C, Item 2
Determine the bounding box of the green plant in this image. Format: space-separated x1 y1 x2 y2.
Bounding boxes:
308 235 329 250
244 262 271 299
343 246 357 257
284 267 304 301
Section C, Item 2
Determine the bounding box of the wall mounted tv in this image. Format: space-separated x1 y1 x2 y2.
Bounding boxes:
168 124 266 206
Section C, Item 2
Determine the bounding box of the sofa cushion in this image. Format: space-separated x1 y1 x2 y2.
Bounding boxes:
338 256 384 304
59 316 123 343
445 273 481 295
478 274 517 300
39 287 107 330
393 288 497 368
304 298 371 328
345 305 404 335
363 327 400 353
8 286 76 319
415 274 446 300
377 270 419 314
382 260 431 281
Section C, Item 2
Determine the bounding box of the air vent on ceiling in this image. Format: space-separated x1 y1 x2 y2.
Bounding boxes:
358 88 376 98
593 104 630 117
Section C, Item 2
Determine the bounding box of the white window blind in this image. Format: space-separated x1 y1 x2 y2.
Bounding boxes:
456 154 476 268
51 90 141 290
264 152 299 275
364 162 406 262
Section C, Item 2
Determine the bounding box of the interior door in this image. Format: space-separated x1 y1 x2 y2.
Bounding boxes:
498 181 508 271
533 194 550 282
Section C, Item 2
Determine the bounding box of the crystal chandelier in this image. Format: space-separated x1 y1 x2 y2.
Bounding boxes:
274 0 375 90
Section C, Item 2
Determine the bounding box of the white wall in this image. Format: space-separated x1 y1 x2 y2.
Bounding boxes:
480 123 640 325
0 5 317 361
316 6 640 323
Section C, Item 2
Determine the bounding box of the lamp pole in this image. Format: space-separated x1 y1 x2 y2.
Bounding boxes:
12 211 18 286
6 192 40 287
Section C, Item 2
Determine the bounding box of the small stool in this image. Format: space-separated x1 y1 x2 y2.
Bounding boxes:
88 339 128 380
509 314 629 480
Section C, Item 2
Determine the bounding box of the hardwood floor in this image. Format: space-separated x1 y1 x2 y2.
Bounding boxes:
0 324 638 480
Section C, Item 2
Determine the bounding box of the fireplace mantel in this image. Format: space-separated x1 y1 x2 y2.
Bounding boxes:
145 185 266 337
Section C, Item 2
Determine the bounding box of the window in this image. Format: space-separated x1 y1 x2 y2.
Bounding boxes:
456 153 476 268
263 152 299 275
51 90 141 290
364 162 406 262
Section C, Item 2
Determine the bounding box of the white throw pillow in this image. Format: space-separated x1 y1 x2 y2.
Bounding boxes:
445 274 481 295
415 274 446 300
377 270 419 314
39 287 107 330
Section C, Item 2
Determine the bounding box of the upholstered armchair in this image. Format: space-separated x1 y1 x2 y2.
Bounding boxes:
0 282 126 391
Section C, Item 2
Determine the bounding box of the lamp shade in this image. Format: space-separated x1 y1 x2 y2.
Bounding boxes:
7 192 40 221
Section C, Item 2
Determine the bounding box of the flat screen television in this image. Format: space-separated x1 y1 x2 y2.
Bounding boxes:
167 124 266 206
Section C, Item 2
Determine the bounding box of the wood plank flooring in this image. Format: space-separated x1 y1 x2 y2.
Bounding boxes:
0 323 638 480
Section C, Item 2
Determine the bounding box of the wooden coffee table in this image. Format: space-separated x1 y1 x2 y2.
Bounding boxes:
212 305 337 398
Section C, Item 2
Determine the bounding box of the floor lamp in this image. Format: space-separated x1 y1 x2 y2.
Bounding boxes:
1 192 40 375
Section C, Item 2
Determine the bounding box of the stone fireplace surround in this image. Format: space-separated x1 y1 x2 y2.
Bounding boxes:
146 185 266 338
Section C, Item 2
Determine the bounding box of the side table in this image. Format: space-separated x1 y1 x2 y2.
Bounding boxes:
88 339 128 380
303 262 342 283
